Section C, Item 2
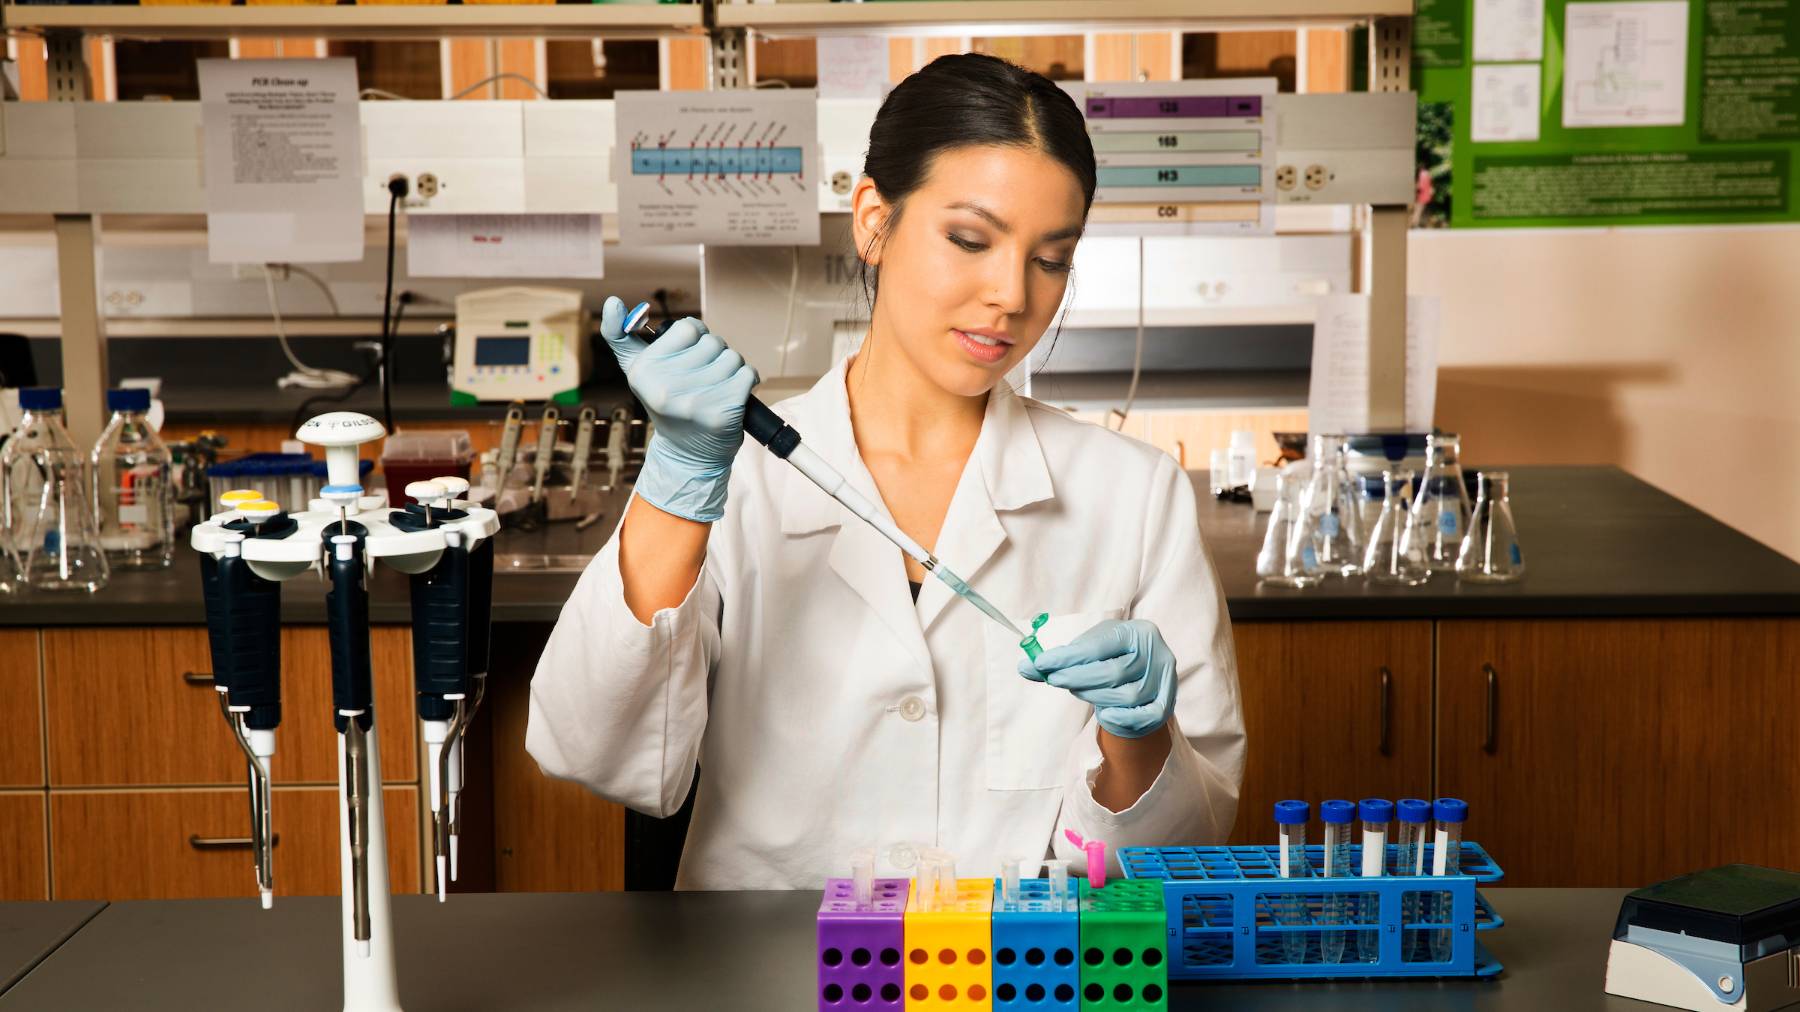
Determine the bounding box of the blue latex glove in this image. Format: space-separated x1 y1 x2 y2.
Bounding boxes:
599 296 758 523
1017 619 1177 739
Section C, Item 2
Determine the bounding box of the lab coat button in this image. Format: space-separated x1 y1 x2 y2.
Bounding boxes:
898 696 926 722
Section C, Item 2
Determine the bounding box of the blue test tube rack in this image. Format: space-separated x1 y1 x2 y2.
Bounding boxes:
1119 842 1506 981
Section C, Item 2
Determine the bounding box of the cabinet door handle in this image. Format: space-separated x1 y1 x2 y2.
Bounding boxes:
1482 663 1499 754
189 834 280 851
1378 666 1392 757
182 671 216 686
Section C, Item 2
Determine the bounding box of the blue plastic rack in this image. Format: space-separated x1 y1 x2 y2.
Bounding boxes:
1119 842 1505 981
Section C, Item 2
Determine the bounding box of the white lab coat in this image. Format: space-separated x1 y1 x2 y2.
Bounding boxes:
527 358 1245 890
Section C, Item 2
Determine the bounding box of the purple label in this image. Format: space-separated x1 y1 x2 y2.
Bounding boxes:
1229 97 1263 116
1085 95 1261 119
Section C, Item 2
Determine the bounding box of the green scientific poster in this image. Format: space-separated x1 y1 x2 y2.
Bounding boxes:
1414 0 1800 227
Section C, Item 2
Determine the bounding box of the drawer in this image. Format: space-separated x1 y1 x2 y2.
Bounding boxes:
44 626 417 786
0 792 48 900
51 786 420 900
0 630 43 786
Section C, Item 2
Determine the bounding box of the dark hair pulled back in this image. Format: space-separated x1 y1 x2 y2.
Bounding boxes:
858 52 1097 308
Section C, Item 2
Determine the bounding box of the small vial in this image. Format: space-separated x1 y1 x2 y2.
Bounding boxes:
850 848 876 909
1000 854 1023 911
1319 801 1354 964
1357 799 1394 963
1045 858 1071 912
1429 798 1468 962
1018 613 1049 660
1274 800 1311 965
1395 799 1432 960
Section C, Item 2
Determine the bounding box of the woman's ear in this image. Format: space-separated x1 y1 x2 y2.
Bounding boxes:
850 177 889 266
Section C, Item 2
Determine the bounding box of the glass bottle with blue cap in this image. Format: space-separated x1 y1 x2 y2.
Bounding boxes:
93 386 175 570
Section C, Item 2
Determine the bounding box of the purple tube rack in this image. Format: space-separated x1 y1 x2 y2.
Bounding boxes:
817 877 909 1010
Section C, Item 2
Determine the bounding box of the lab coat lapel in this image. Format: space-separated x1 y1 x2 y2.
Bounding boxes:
915 381 1054 632
778 362 934 673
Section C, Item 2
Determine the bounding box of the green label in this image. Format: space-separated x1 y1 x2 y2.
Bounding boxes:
1472 150 1790 220
1702 0 1800 142
1416 0 1469 69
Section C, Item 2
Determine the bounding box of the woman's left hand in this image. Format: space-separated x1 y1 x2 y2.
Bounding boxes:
1017 619 1177 739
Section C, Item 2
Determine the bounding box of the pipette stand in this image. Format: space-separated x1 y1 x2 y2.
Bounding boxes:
192 412 500 1012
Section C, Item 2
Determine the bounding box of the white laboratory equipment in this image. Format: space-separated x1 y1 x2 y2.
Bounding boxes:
1605 864 1800 1012
450 287 590 406
93 387 175 570
1275 800 1311 964
190 410 500 1012
1320 800 1355 964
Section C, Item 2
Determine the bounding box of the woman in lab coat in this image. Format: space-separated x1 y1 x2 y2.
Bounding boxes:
527 53 1244 890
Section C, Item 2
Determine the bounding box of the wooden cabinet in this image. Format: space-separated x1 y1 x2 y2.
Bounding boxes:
1438 618 1800 887
0 793 48 900
0 629 43 787
1229 621 1433 844
50 786 420 901
43 626 416 786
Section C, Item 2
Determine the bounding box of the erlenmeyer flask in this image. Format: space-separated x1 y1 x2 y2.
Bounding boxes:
20 445 109 593
1298 434 1362 576
1365 469 1430 586
1257 471 1322 588
1413 433 1470 571
1456 471 1524 583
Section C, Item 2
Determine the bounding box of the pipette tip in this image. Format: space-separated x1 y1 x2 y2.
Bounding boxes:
438 856 448 899
260 889 273 910
358 940 371 959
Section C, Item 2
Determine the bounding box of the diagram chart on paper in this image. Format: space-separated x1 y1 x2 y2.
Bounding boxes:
616 90 819 245
1563 2 1690 128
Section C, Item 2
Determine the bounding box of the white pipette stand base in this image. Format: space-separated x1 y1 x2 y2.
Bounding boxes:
338 723 402 1012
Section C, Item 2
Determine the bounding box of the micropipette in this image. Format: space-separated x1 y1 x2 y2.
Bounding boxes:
622 302 1024 639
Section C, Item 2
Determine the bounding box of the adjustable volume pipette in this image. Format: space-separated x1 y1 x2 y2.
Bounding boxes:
622 303 1023 639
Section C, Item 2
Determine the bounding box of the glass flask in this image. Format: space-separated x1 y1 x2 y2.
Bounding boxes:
1256 471 1322 588
1364 469 1431 586
3 389 82 583
1296 434 1362 576
1456 471 1524 583
92 387 175 570
1412 433 1471 571
18 443 110 593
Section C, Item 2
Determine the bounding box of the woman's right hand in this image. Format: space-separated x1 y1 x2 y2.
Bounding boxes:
600 296 759 524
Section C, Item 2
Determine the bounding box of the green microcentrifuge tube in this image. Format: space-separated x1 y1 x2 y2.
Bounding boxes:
1019 613 1050 660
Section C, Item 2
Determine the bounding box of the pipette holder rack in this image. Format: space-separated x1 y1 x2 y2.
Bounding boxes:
1119 842 1506 981
1077 878 1170 1010
990 878 1079 1010
816 877 909 1011
904 879 994 1009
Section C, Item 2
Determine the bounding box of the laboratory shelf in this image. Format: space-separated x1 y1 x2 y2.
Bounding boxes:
0 3 704 41
1121 842 1507 981
715 0 1412 36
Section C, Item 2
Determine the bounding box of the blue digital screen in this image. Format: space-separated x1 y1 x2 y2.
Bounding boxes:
474 336 531 367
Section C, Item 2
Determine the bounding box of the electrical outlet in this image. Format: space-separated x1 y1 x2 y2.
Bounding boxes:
829 170 852 196
416 172 440 199
1304 164 1331 191
1275 165 1298 191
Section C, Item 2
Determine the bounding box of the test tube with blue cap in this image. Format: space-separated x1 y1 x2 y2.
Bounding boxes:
1319 800 1355 963
1274 800 1311 964
619 301 1031 642
1357 799 1394 963
1429 798 1468 961
1394 798 1432 959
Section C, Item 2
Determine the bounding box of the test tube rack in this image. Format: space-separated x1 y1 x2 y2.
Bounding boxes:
817 876 1169 1011
1118 842 1506 981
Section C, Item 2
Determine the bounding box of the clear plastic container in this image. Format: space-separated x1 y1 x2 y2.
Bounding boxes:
1429 798 1468 961
1274 800 1311 964
1364 468 1430 586
1297 434 1362 576
1357 799 1394 963
1456 472 1525 583
1413 433 1471 571
1256 472 1322 588
382 429 474 506
1319 799 1355 964
92 388 175 570
0 389 108 592
1227 430 1257 489
1394 798 1432 960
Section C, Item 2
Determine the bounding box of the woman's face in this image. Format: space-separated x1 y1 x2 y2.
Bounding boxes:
853 144 1087 398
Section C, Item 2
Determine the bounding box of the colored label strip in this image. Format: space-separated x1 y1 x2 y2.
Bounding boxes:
1086 96 1264 119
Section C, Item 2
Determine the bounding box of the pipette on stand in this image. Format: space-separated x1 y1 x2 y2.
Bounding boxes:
569 407 597 503
530 405 560 504
492 401 526 504
622 303 1024 639
435 474 493 885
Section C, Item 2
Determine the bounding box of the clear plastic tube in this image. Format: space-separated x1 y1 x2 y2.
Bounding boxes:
1357 799 1393 963
1395 799 1432 961
1045 858 1071 912
850 848 875 909
1274 801 1310 964
1000 854 1023 911
1430 799 1468 961
1320 800 1354 964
